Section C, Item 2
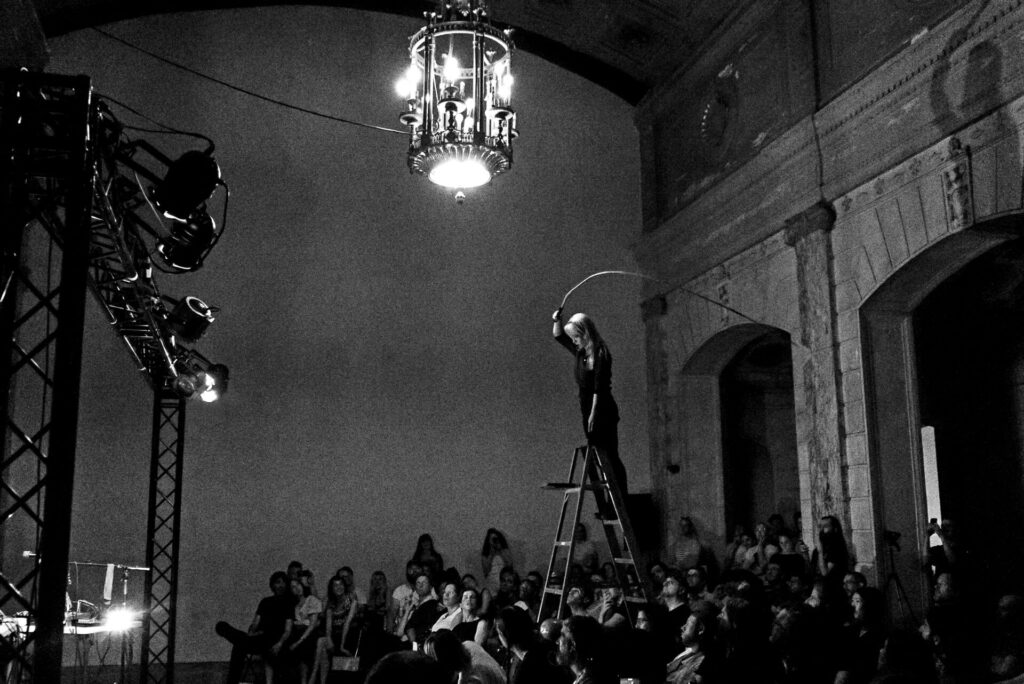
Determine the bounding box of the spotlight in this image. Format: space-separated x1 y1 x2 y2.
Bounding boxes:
166 296 215 342
198 364 229 403
104 607 137 633
156 211 216 272
151 150 221 221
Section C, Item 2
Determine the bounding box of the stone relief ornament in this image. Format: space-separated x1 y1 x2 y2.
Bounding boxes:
942 136 973 232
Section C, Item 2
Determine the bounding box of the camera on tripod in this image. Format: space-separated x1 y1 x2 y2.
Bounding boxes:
883 529 902 551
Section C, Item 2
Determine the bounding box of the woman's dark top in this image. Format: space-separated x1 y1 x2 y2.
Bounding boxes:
554 333 620 440
452 617 480 642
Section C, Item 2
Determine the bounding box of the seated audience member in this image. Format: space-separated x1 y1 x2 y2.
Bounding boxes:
337 565 368 604
514 576 541 622
842 572 868 601
431 582 464 632
594 585 628 632
991 594 1024 681
286 577 322 683
875 628 938 683
539 617 563 645
768 513 788 539
566 585 592 618
665 599 719 684
660 570 690 649
364 650 448 684
361 570 404 670
215 570 295 684
600 562 616 585
406 574 444 647
743 522 779 576
762 560 788 609
412 534 445 588
310 575 359 684
769 603 837 683
719 595 773 682
618 604 669 684
298 568 319 598
493 567 521 612
496 606 567 684
926 518 970 588
481 528 514 595
394 561 428 637
573 523 600 575
453 587 489 645
287 560 303 582
811 515 850 597
722 524 752 572
921 571 981 680
365 570 395 635
672 517 718 580
836 586 886 684
462 573 494 617
424 628 506 684
684 566 715 606
774 532 809 581
647 560 669 595
557 616 615 684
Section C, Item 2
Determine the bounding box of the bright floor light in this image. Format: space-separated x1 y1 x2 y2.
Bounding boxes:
105 607 137 633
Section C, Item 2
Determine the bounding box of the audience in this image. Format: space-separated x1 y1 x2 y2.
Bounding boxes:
217 516 1024 684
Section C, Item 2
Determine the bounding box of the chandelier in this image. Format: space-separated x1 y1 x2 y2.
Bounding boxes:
396 0 517 192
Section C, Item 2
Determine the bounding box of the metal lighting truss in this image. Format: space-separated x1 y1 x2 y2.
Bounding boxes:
0 71 94 684
2 72 211 684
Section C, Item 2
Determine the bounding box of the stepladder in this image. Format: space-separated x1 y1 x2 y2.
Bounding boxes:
539 444 650 626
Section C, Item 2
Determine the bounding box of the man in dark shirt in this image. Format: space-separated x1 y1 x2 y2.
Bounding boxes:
215 570 295 684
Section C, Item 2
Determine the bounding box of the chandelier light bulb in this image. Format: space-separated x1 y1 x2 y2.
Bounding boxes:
443 55 461 84
498 75 513 101
428 158 491 188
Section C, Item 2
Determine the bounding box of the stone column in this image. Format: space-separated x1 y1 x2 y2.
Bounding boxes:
783 202 848 535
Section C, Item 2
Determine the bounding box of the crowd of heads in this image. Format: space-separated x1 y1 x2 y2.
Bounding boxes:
235 513 1024 684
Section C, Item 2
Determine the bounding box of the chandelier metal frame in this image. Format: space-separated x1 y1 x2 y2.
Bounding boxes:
399 0 517 189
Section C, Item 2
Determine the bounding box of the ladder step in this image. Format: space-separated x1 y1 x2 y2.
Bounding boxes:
612 557 635 565
624 596 647 604
543 587 564 596
543 482 578 490
553 541 572 547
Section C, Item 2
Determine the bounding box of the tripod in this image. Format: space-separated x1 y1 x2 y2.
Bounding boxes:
883 536 918 625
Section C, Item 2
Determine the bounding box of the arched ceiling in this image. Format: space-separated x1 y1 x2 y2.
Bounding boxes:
33 0 747 104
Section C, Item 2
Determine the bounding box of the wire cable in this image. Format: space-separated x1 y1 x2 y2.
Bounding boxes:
91 27 408 136
97 92 215 151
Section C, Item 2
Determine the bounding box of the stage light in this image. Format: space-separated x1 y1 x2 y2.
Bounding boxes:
104 607 137 633
198 364 229 403
151 150 221 221
172 358 229 402
398 0 517 194
156 211 216 272
166 295 215 342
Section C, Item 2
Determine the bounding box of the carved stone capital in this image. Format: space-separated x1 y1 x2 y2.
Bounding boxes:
783 201 837 246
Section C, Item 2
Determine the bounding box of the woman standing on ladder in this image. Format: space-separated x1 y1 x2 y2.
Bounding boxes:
551 308 627 500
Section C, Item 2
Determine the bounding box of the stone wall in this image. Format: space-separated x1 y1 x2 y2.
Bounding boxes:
637 0 1024 596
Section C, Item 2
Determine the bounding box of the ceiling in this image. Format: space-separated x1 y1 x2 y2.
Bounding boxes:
33 0 747 103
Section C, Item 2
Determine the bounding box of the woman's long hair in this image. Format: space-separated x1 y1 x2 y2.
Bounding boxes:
819 515 850 573
481 527 509 556
413 533 436 560
565 313 604 357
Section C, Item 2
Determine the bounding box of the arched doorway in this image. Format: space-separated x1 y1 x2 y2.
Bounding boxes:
720 330 799 536
861 222 1021 615
915 238 1024 596
675 324 799 548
